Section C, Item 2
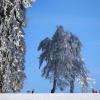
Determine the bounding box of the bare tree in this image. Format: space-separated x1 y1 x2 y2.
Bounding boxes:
38 26 88 93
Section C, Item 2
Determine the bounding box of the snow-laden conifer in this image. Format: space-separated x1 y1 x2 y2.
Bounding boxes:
0 0 32 93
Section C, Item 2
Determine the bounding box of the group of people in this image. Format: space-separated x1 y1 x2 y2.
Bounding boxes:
92 88 100 93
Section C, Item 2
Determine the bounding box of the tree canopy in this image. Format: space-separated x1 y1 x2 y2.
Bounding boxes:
38 26 88 92
0 0 32 93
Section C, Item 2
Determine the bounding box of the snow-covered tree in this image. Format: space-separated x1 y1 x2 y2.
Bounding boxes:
0 0 32 93
38 26 88 93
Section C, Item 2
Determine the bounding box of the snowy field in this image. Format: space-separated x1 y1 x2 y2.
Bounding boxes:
0 94 100 100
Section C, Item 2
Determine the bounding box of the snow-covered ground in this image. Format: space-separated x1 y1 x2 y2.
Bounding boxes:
0 94 100 100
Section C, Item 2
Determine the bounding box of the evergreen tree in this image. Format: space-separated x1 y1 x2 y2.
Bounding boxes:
38 26 88 93
0 0 32 93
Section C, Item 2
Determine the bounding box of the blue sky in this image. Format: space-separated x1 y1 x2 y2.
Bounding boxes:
22 0 100 93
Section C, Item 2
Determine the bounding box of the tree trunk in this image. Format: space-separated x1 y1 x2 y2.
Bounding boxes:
51 78 57 93
0 79 2 93
70 80 74 93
